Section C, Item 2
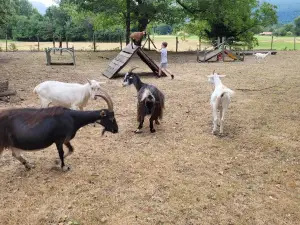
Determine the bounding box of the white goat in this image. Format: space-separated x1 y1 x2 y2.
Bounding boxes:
254 51 271 62
208 71 235 135
33 79 105 110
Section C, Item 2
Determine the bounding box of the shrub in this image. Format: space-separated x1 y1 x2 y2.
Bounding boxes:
9 43 18 51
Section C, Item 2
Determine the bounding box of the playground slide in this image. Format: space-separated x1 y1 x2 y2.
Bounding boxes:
224 49 238 60
197 49 222 62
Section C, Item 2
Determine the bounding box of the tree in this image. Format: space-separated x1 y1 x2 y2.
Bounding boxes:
0 0 12 26
294 16 300 36
176 0 278 47
64 0 184 43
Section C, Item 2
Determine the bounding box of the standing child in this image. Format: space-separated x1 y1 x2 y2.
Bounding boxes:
156 42 174 79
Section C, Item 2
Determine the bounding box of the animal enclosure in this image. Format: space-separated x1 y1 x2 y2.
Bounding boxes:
0 51 299 225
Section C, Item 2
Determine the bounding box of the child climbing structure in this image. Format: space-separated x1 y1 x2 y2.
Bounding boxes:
102 44 167 79
197 37 245 62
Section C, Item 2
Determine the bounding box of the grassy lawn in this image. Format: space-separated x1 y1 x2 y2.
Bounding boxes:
1 35 299 51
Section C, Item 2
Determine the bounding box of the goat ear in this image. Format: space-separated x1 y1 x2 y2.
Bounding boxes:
87 78 92 85
98 82 106 84
207 75 213 78
100 110 106 117
218 75 226 77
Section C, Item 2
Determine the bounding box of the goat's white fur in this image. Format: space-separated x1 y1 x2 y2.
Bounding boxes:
141 89 155 103
33 79 105 110
254 51 271 62
208 72 234 135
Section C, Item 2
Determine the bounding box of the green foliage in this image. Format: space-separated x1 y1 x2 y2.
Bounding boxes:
183 20 210 38
176 0 278 47
0 0 12 25
294 17 300 36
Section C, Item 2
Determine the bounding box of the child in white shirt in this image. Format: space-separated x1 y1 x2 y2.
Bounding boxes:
156 42 174 79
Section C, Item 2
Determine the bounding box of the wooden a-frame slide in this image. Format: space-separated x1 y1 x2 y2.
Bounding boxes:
102 44 167 79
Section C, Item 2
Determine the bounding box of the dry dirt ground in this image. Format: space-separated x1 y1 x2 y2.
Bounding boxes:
0 50 299 225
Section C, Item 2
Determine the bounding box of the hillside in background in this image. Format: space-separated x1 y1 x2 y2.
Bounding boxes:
263 0 300 24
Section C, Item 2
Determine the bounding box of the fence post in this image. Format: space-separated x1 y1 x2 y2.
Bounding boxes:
294 35 296 50
198 36 201 51
5 33 8 52
271 35 273 50
66 35 69 49
176 36 178 52
52 34 55 54
93 32 96 52
120 35 123 50
37 35 40 51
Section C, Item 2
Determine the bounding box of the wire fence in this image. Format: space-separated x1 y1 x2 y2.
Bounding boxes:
0 35 299 52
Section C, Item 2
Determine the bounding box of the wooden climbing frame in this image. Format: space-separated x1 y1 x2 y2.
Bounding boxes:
45 47 76 66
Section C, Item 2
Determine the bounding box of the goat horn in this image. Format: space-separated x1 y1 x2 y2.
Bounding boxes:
95 89 114 111
129 66 139 73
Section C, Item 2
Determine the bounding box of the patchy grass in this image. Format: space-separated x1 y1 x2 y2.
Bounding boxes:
0 51 299 225
0 35 299 51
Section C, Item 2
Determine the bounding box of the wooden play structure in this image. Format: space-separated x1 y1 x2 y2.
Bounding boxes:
0 80 16 101
102 43 167 79
45 47 76 66
197 37 245 62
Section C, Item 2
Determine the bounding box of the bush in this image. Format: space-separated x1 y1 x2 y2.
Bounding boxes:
9 43 18 51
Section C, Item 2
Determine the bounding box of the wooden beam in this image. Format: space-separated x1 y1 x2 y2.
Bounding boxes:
0 90 16 97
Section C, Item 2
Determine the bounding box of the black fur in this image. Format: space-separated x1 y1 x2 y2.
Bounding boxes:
0 107 118 170
123 72 164 133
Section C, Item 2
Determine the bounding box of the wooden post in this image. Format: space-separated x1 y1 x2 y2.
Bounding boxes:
221 37 225 62
45 48 50 65
271 35 274 50
120 35 122 50
198 36 201 51
93 32 96 52
72 47 76 66
294 35 296 50
59 35 63 55
176 36 178 52
37 35 40 51
53 34 55 54
148 34 150 50
5 33 8 52
66 35 69 49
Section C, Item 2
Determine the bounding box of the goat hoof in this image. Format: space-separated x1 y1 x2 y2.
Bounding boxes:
171 75 174 79
151 129 156 133
155 120 160 125
134 129 142 134
54 159 60 165
212 130 218 135
62 166 70 172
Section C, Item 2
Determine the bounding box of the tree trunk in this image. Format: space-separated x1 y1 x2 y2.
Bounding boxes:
125 0 131 44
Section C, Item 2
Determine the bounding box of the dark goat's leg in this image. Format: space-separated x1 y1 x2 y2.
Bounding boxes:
135 116 144 133
64 142 74 159
11 148 34 170
155 120 160 125
56 142 69 171
149 118 156 133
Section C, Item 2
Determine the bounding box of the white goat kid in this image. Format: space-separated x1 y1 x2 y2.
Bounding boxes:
254 51 271 63
34 79 105 110
208 71 235 135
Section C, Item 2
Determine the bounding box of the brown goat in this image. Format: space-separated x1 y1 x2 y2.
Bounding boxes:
130 31 146 48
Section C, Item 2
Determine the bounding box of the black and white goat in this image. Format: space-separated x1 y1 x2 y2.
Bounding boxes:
0 93 118 171
122 67 165 133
